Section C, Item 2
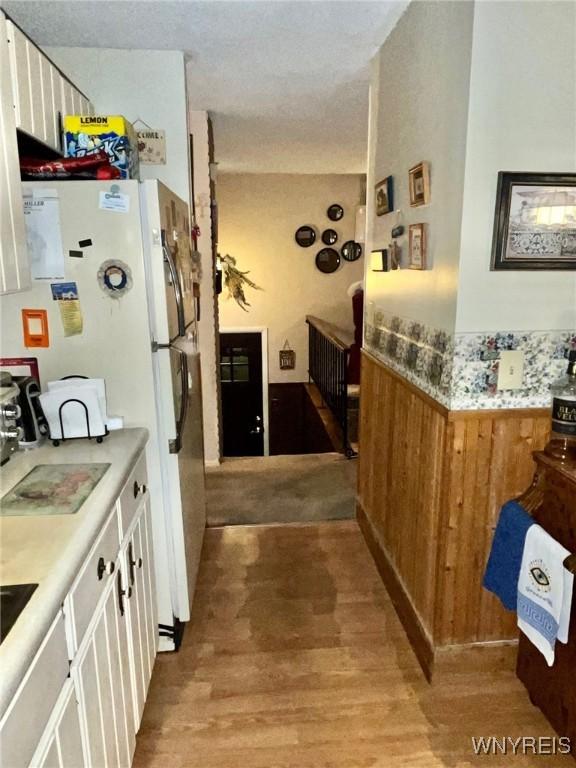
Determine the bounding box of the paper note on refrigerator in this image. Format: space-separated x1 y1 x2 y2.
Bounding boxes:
23 189 65 279
99 191 130 213
51 282 83 336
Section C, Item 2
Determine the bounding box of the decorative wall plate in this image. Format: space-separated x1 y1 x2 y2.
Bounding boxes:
322 228 338 245
97 259 133 298
327 204 344 222
295 225 316 248
341 240 362 262
315 248 340 274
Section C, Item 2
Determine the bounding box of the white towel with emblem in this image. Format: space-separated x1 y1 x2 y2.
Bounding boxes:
517 524 573 666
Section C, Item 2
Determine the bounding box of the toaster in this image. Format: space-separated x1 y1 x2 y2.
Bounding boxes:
0 382 22 465
13 375 48 446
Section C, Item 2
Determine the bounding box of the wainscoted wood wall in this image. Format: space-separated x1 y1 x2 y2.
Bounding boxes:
357 351 550 678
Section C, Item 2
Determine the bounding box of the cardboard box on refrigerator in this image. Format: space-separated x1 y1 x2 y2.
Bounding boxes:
63 115 140 179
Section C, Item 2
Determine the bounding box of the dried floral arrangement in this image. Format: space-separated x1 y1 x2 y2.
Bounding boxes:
220 254 262 312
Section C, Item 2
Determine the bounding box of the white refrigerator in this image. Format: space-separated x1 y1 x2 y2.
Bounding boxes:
3 179 206 651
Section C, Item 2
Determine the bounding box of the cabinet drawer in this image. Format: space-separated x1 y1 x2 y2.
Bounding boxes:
65 506 120 652
118 453 148 539
0 612 68 768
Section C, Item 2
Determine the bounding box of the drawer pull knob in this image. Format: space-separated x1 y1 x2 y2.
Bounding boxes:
97 557 115 581
130 553 143 570
133 481 147 498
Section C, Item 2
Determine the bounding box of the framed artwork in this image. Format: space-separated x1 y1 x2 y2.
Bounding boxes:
408 224 426 269
491 172 576 270
409 162 430 207
375 176 394 216
279 341 296 370
371 249 390 272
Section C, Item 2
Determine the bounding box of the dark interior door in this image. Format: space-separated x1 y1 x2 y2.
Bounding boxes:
220 332 264 456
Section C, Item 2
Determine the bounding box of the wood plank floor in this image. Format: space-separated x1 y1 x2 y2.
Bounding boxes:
133 522 570 767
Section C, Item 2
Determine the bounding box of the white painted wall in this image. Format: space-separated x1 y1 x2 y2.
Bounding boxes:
456 1 576 332
364 0 474 334
45 47 190 205
218 173 365 383
188 110 221 465
365 0 576 339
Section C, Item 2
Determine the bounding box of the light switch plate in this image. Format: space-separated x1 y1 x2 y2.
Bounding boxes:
497 350 524 390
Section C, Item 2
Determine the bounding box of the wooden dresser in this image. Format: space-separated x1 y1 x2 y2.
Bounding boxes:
516 452 576 754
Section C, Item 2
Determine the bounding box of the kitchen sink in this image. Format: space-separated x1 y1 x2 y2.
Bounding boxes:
0 584 38 643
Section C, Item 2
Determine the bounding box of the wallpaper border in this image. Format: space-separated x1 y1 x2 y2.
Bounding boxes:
364 309 575 410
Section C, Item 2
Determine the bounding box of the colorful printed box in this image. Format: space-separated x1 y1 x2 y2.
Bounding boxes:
63 115 140 179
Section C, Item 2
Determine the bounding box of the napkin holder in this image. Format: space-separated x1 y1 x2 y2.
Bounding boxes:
39 377 108 446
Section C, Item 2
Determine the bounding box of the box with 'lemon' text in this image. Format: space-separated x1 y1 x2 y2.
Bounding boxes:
63 115 140 179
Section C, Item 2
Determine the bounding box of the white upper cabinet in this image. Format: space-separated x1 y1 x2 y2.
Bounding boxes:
0 12 93 295
5 17 93 153
0 11 29 294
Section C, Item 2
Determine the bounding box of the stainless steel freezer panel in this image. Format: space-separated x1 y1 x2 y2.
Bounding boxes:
157 182 196 341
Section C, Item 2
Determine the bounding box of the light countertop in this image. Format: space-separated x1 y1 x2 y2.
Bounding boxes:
0 427 148 719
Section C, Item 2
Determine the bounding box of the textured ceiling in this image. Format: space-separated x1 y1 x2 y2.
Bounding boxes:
1 0 408 173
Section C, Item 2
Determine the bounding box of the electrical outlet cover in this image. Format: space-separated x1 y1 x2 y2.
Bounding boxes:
497 350 524 390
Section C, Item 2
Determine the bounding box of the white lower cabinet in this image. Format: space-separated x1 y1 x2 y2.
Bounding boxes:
69 502 156 768
72 570 132 768
105 568 136 765
29 681 83 768
124 501 158 728
0 612 69 768
16 450 157 768
35 736 59 768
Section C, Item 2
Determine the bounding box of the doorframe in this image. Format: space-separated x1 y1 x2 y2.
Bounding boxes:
219 326 269 457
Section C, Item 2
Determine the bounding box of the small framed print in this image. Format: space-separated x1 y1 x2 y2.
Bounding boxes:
279 341 296 370
371 249 390 271
408 224 426 269
491 171 576 270
375 176 394 216
409 162 430 207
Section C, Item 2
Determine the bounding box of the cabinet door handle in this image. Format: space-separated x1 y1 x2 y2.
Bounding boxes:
117 570 125 616
116 569 132 617
97 557 115 581
128 542 135 586
133 481 147 499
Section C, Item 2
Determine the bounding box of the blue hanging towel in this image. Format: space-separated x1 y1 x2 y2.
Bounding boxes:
483 500 534 611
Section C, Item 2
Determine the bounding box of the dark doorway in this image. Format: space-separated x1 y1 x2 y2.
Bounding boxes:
219 332 264 456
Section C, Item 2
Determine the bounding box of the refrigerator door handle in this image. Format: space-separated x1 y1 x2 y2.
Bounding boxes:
162 229 186 337
169 345 189 454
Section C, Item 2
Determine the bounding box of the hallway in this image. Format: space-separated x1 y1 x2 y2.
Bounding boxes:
206 454 356 526
132 521 568 768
